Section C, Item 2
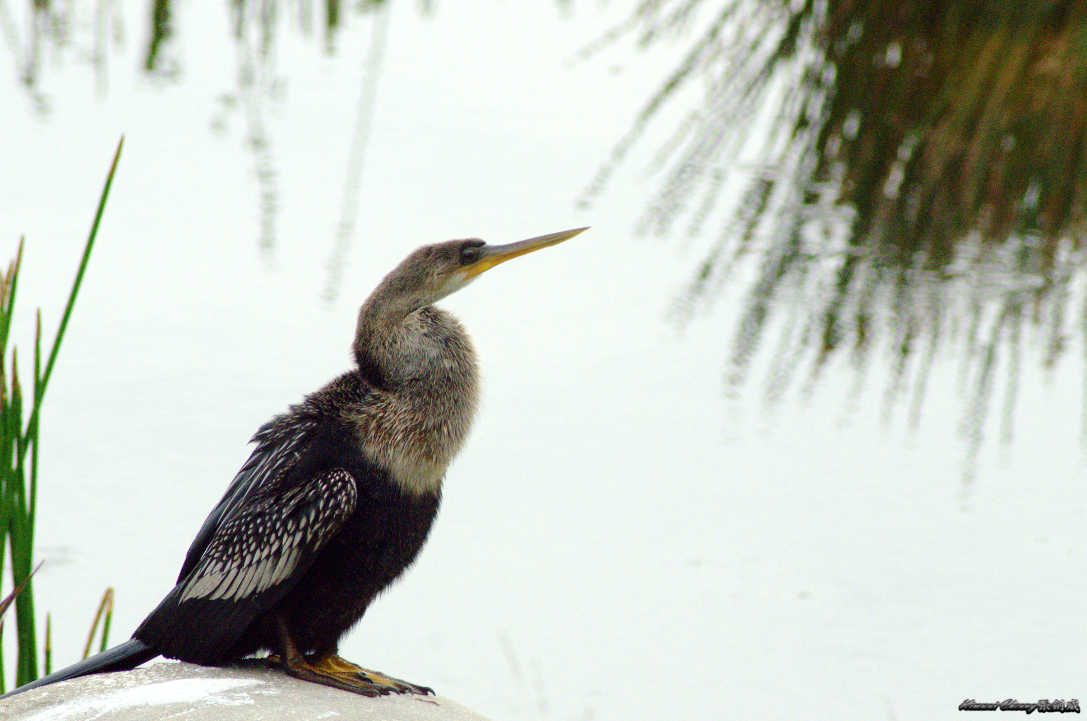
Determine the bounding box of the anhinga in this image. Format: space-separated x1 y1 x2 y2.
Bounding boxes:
4 226 587 699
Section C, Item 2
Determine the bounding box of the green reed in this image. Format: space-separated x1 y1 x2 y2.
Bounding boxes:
0 137 123 691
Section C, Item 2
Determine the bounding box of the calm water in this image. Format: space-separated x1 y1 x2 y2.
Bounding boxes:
2 1 1084 719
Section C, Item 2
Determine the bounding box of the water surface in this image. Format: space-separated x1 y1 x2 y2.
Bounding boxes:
2 1 1083 719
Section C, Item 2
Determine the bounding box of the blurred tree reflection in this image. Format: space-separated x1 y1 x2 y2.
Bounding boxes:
581 0 1087 478
6 0 385 89
4 0 390 256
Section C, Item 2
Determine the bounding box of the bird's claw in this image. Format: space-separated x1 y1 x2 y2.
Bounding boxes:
268 652 433 697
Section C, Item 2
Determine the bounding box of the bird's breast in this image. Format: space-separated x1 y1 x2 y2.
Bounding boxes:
347 306 480 496
347 370 479 497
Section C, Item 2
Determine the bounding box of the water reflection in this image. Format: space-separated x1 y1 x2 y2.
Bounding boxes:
7 0 389 257
145 0 176 77
580 0 1087 479
324 0 390 302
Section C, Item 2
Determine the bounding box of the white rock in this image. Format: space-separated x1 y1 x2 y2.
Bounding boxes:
0 661 490 721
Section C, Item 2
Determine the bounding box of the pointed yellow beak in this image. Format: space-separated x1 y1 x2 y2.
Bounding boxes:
465 227 589 278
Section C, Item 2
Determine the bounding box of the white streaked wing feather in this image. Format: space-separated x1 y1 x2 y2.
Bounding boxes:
179 468 357 604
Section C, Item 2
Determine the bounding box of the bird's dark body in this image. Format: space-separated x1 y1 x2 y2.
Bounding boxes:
134 371 441 665
239 456 439 659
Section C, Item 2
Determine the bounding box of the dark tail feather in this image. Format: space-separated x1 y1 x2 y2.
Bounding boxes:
1 639 159 699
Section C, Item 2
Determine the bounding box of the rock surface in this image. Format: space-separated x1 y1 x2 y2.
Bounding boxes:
0 661 491 721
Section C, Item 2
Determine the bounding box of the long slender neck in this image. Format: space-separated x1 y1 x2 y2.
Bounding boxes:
353 276 431 388
349 296 481 496
353 285 479 394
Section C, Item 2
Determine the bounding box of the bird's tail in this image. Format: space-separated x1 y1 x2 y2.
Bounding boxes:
0 639 159 699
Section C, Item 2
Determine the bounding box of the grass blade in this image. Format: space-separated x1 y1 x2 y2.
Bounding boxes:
82 588 114 660
3 137 123 688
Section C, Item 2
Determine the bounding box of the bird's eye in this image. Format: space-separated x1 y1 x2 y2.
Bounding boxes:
460 245 481 264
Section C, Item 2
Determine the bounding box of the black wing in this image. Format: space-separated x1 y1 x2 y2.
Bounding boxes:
175 466 357 604
135 417 358 664
177 416 316 583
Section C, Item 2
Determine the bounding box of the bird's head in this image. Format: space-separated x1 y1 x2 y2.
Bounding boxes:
378 227 589 312
355 227 589 383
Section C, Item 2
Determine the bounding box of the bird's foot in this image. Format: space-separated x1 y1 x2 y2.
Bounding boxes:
267 653 433 697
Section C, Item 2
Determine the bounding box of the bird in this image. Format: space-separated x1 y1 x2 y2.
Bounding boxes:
3 226 588 699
